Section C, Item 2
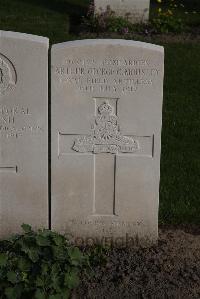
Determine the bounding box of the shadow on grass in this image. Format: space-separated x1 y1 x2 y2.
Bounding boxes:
10 0 90 33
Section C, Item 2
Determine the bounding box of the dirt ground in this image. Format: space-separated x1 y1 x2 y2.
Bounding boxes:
76 227 200 299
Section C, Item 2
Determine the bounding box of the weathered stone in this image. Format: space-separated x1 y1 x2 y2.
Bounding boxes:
0 31 49 237
51 39 164 246
95 0 150 23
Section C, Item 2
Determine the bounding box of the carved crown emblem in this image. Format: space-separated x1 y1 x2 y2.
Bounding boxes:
73 101 139 154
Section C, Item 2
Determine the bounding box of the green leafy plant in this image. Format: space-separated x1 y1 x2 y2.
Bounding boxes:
81 1 134 34
86 244 109 268
0 224 89 299
151 0 185 33
82 0 189 36
151 13 184 33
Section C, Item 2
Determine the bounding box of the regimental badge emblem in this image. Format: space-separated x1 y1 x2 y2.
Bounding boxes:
0 54 17 96
73 101 139 154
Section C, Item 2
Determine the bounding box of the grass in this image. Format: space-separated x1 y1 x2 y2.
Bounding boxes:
160 43 200 224
150 0 200 29
0 0 200 225
0 0 89 43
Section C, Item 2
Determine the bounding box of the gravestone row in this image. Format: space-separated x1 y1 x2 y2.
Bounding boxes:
0 31 48 237
0 31 164 246
94 0 150 24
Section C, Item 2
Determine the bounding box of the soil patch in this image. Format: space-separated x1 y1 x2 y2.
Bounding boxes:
76 228 200 298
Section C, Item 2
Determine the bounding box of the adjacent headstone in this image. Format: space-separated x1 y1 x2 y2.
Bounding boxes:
51 39 164 246
0 31 49 237
95 0 150 23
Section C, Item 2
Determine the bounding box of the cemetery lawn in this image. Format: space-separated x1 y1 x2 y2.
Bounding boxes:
0 0 200 225
0 0 87 43
160 42 200 225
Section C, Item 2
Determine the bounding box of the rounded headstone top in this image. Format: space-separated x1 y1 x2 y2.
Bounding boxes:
0 30 49 45
52 39 164 53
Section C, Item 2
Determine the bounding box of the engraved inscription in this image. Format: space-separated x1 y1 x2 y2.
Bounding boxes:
0 54 17 95
54 57 160 94
69 219 144 227
73 102 139 154
0 105 43 139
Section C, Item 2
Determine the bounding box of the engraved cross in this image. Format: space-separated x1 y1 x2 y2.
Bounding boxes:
0 166 18 173
59 97 154 216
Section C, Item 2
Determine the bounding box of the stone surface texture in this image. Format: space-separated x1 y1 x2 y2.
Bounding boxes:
95 0 150 23
0 31 49 237
51 39 164 245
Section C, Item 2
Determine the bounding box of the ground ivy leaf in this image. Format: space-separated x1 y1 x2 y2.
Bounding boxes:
59 288 71 299
28 249 39 263
64 269 79 289
49 290 70 299
36 235 51 247
21 223 32 233
7 271 18 284
52 246 67 260
48 296 57 299
41 262 49 275
0 253 8 267
52 234 65 246
35 289 46 299
36 276 44 287
5 287 17 299
67 247 84 265
51 263 60 275
18 257 31 272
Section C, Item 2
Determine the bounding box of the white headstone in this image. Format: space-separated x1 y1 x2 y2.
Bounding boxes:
52 39 164 246
95 0 150 23
0 31 49 237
